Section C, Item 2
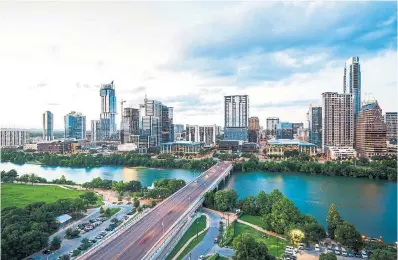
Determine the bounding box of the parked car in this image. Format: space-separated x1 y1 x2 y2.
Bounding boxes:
315 244 320 251
361 250 368 259
299 243 305 250
43 249 52 254
342 247 347 256
127 202 132 205
198 255 204 260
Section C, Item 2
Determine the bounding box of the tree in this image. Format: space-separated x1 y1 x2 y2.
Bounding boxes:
288 228 305 247
118 195 123 201
256 190 269 215
151 200 157 207
137 206 143 213
105 208 111 216
240 195 258 215
100 207 105 214
232 233 275 260
370 249 397 260
60 175 67 184
111 218 119 223
334 221 363 250
203 191 215 209
214 189 238 212
124 180 142 192
65 228 73 239
79 192 97 206
304 223 327 242
133 198 140 208
267 197 300 234
72 249 81 257
326 204 343 239
50 236 61 250
112 181 126 196
28 173 39 184
81 238 90 250
126 196 132 202
319 253 337 260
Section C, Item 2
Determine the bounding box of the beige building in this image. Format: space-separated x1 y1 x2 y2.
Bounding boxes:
1 128 30 147
355 101 387 158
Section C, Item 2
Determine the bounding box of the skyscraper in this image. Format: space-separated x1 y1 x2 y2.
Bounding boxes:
224 95 249 141
344 56 361 125
100 81 117 140
161 105 173 143
385 112 397 143
64 111 86 139
186 125 217 145
356 100 387 158
120 108 140 144
248 117 260 143
266 117 279 136
91 120 101 142
308 104 322 147
322 92 354 150
42 111 54 141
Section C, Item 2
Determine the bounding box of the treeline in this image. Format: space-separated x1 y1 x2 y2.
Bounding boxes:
233 157 397 181
1 192 98 260
1 150 216 170
1 170 76 185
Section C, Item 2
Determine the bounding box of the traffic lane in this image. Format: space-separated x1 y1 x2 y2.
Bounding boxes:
89 166 225 260
118 177 214 260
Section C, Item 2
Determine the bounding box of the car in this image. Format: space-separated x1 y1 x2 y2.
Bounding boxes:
214 237 218 243
112 202 117 204
361 250 368 259
299 243 305 250
124 216 129 220
43 249 52 254
334 248 341 255
342 247 347 256
354 252 362 258
315 244 320 251
198 256 205 260
117 202 123 205
127 202 132 205
100 231 107 235
89 239 97 243
348 251 354 257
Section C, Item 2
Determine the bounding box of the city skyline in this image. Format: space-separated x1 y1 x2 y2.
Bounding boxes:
0 2 396 129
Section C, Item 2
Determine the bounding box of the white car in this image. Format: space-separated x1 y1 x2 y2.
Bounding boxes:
315 244 320 251
198 255 205 260
361 250 368 259
341 247 347 256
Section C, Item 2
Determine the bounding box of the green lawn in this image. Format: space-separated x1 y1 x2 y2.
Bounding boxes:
177 230 208 260
1 184 101 209
239 214 266 229
166 215 207 260
234 222 287 258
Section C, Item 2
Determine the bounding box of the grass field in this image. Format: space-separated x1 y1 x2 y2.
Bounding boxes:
1 184 101 209
239 214 266 229
177 230 208 260
166 215 207 260
234 222 287 258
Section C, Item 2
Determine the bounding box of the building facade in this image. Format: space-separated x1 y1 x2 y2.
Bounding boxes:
276 122 293 139
42 111 54 141
322 92 354 151
186 124 216 145
64 111 86 140
120 107 140 144
248 117 260 130
0 129 30 147
356 101 387 158
385 112 397 142
266 117 279 136
265 139 317 157
100 81 117 140
161 105 174 143
91 120 101 142
344 57 361 129
224 95 249 128
224 127 248 141
308 104 322 147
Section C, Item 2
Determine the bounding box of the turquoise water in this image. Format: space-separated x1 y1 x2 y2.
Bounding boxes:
1 162 396 243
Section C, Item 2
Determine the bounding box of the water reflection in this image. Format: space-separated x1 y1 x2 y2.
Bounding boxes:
122 168 139 182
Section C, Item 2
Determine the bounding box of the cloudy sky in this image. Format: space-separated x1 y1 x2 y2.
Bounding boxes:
1 1 397 129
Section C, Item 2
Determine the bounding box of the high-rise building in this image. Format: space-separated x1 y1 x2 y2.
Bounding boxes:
64 111 86 140
292 123 304 136
248 117 260 130
308 104 322 147
120 108 140 144
161 105 174 143
322 92 354 150
224 95 249 128
248 117 260 143
100 81 117 140
344 57 361 127
276 122 293 139
224 95 249 141
186 125 216 145
1 129 30 147
266 117 279 136
42 111 54 141
385 112 397 142
356 100 387 158
91 120 101 142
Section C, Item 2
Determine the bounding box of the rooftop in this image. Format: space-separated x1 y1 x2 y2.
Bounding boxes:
56 214 72 224
268 139 316 146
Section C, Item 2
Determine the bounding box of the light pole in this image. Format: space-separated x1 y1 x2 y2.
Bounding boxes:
196 218 199 241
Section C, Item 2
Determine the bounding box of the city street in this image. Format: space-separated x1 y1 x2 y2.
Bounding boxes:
28 204 132 260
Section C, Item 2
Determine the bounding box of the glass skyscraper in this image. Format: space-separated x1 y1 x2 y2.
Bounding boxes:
100 81 116 140
308 104 322 147
344 56 361 125
64 111 86 140
42 111 54 141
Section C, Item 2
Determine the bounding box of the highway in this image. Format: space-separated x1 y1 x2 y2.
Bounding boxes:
83 162 231 260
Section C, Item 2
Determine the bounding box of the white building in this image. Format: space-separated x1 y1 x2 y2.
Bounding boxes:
322 92 354 151
186 124 217 145
117 143 137 152
1 128 30 147
326 146 357 160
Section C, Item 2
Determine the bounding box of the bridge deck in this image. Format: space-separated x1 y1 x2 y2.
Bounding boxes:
82 162 232 260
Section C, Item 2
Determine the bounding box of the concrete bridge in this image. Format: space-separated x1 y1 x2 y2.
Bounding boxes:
79 161 233 260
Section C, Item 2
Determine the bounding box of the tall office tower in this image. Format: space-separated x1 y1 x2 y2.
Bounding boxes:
161 105 174 143
174 124 185 141
343 57 361 127
276 122 293 139
186 125 216 145
292 123 304 136
266 117 279 136
1 129 30 147
385 112 397 142
248 117 260 130
100 81 117 140
224 95 249 141
91 120 101 142
322 92 354 150
308 104 322 147
120 108 140 144
64 111 86 139
142 116 160 147
42 111 54 141
248 117 260 143
356 100 387 158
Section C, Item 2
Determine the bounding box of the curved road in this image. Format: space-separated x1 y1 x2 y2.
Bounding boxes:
83 162 232 260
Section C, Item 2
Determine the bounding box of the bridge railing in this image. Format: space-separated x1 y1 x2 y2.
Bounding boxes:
144 163 233 260
78 163 222 259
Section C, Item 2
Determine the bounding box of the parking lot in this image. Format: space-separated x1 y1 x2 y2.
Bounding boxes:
28 204 133 260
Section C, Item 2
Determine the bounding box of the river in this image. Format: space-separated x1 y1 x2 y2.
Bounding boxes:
1 162 396 243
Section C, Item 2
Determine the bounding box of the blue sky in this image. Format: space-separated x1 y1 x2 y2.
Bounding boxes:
0 1 396 129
